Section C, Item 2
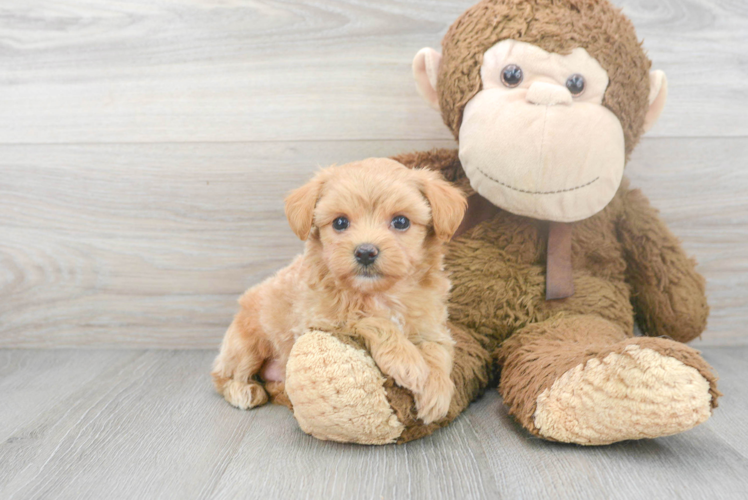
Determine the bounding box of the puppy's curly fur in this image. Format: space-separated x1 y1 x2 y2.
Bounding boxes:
211 158 467 424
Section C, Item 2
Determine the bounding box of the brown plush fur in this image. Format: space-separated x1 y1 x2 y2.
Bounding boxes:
212 158 467 424
282 0 718 445
496 314 720 437
382 148 717 440
438 0 651 159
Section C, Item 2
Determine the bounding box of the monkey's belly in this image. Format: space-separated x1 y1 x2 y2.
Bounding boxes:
446 251 634 349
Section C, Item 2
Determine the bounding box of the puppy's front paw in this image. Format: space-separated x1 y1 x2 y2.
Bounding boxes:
377 344 430 394
355 317 430 394
415 373 454 424
221 379 269 410
388 359 430 395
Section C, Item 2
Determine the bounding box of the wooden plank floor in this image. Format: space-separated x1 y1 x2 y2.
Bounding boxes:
1 347 747 499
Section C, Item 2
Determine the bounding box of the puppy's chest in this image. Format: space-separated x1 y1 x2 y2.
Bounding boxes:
302 293 420 337
365 298 412 334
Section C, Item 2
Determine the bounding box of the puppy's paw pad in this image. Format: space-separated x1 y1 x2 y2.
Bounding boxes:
223 380 268 410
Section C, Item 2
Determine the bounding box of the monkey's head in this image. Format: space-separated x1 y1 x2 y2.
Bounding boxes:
413 0 667 222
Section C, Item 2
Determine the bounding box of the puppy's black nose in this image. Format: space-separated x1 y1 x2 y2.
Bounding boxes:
354 244 379 266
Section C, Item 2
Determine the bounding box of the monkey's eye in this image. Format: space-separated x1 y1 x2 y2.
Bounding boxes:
500 64 523 88
566 74 585 96
391 215 410 231
332 216 349 231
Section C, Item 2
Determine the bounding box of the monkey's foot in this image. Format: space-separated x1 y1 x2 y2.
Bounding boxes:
533 341 716 445
285 331 404 444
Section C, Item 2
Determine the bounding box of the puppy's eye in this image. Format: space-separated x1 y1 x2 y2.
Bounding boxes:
332 216 349 231
566 74 585 96
501 64 523 88
391 215 410 231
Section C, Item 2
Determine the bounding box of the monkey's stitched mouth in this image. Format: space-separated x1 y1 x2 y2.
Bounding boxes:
475 165 599 195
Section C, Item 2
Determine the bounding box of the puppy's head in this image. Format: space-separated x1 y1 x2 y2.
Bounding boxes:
285 158 467 293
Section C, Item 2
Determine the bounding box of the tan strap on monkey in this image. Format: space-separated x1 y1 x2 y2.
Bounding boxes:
454 193 575 300
546 221 575 300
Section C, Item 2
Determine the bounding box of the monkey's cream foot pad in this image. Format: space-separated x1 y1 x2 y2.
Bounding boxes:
533 344 713 445
285 331 404 444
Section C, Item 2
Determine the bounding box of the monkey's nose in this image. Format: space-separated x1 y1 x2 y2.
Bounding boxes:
526 81 572 106
354 244 379 266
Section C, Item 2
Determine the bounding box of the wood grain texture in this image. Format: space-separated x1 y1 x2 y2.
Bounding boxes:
0 0 746 144
0 140 447 347
1 1 745 496
1 348 747 499
1 138 746 348
0 0 745 347
701 347 748 459
625 138 748 346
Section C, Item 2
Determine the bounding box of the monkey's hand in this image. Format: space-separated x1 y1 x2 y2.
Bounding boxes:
618 186 709 343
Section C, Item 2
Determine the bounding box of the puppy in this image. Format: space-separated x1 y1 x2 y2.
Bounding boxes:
211 158 467 424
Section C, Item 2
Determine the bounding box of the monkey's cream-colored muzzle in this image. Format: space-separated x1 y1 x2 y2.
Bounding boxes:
459 87 626 222
458 40 625 222
525 81 573 106
413 39 668 223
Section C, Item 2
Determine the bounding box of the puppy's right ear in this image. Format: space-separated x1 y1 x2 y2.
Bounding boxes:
285 175 323 240
418 169 467 241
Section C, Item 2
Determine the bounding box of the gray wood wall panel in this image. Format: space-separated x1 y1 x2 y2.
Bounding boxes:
1 138 746 347
0 0 746 347
0 0 745 144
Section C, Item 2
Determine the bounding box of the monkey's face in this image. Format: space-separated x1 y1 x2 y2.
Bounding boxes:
413 39 667 223
458 40 624 222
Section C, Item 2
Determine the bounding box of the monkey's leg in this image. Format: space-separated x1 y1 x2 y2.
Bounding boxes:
497 314 720 445
284 324 492 445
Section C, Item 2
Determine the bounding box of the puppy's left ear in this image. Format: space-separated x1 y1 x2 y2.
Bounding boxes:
285 174 323 240
418 170 467 241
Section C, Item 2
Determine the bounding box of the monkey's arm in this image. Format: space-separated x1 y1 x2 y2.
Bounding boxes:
617 186 709 343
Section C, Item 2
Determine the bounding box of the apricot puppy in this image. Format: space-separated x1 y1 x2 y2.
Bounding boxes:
211 158 466 424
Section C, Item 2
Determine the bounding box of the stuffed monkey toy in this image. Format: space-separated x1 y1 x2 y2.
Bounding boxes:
282 0 720 445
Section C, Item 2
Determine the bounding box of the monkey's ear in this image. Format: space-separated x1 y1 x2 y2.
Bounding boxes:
413 48 442 110
418 170 467 241
643 70 668 133
284 175 323 240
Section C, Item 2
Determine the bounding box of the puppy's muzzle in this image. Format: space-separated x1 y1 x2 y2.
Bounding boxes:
354 244 379 267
